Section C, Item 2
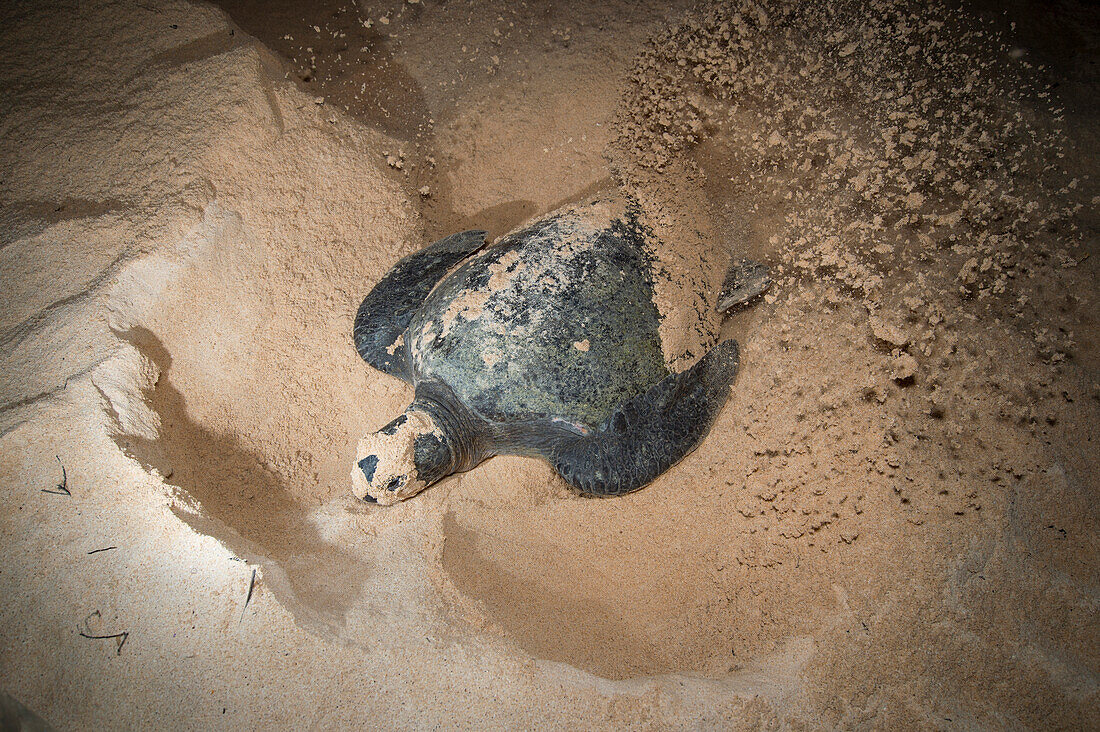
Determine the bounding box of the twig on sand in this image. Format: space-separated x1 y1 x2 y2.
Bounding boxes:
79 611 129 655
242 568 258 617
41 456 71 496
79 629 130 655
87 546 118 555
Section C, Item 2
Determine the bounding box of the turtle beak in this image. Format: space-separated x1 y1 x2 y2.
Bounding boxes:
351 447 424 506
352 408 440 505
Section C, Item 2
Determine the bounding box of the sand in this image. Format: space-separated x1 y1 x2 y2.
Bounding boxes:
1 0 1097 728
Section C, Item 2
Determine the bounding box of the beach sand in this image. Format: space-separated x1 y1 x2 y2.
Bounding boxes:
1 0 1096 727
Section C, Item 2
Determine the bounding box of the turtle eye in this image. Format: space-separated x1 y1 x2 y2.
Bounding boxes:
384 476 405 492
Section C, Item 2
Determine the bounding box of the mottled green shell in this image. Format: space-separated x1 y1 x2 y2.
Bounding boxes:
407 197 668 430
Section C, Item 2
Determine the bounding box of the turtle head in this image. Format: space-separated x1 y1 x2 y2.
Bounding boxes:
351 407 454 506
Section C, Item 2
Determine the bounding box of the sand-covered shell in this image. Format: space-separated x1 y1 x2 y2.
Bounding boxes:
408 194 668 431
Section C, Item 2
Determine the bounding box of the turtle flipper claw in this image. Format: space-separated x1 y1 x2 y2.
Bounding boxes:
718 258 770 312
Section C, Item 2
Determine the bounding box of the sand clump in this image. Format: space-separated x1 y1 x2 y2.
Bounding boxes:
601 0 1098 724
1 0 1097 728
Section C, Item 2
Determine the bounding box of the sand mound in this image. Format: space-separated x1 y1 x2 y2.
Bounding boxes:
2 0 426 634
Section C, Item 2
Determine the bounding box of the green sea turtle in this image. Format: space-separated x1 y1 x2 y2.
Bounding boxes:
351 192 768 505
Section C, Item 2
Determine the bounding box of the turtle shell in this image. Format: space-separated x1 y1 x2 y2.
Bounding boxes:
407 196 669 431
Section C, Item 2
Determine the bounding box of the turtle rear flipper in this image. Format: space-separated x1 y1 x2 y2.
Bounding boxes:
718 258 770 312
549 339 740 496
354 230 487 381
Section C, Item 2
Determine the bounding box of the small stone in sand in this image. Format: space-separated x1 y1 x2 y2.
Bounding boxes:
891 352 918 382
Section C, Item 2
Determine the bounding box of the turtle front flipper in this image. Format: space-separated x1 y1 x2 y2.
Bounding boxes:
354 230 487 381
549 339 740 496
718 258 770 312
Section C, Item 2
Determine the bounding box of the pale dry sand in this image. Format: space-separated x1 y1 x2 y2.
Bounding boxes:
1 0 1097 728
